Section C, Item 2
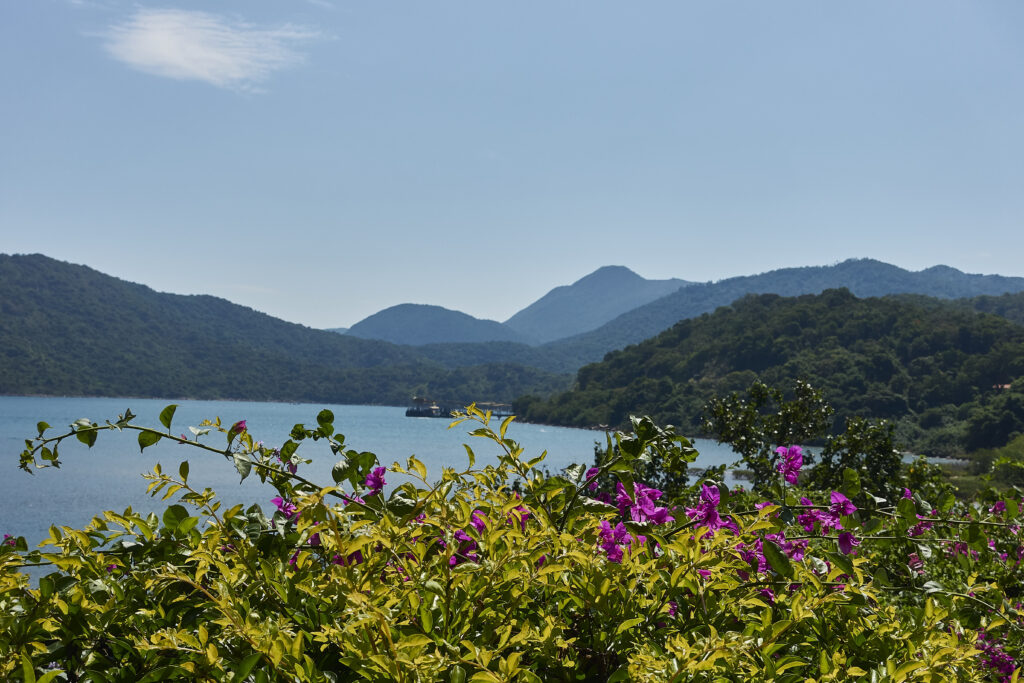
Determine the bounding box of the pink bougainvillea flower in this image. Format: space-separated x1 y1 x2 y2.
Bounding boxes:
775 445 803 485
470 510 487 533
230 420 247 434
585 467 600 492
364 466 387 494
829 491 857 517
838 531 860 555
271 496 299 521
685 483 737 537
332 550 364 567
616 481 675 525
449 529 479 566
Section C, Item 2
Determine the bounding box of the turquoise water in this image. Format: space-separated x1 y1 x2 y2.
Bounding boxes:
0 396 743 547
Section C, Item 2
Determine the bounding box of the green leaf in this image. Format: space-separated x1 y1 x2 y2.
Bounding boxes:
897 498 918 523
828 551 854 577
138 431 161 452
966 522 987 551
614 617 645 635
578 497 618 513
233 453 252 482
762 539 794 579
162 504 188 532
449 666 467 683
332 459 350 484
233 653 263 680
21 652 35 683
280 440 299 461
36 421 50 437
159 404 178 430
317 409 335 428
564 463 585 483
937 491 955 514
841 467 861 497
76 429 98 448
179 461 189 482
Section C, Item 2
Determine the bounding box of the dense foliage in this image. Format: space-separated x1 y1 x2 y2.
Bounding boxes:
2 405 1022 681
517 289 1024 456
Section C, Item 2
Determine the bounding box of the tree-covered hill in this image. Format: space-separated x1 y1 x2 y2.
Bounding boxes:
0 254 570 404
543 259 1024 368
517 289 1024 455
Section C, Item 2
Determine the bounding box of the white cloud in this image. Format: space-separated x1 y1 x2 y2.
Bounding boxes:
103 9 317 91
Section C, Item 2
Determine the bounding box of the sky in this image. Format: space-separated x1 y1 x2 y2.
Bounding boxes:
3 1 1024 329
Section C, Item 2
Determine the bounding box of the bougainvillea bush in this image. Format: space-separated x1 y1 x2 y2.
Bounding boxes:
2 405 1021 681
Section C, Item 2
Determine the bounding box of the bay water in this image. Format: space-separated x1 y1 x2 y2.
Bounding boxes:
0 396 744 548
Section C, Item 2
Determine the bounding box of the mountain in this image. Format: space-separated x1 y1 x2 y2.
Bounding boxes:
504 266 692 344
347 304 534 345
517 288 1024 455
0 254 570 404
544 259 1024 368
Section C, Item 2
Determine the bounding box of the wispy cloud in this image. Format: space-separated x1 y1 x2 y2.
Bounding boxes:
103 9 317 92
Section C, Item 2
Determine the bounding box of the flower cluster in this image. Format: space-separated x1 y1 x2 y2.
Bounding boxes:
685 484 738 536
616 482 675 524
775 445 803 485
598 520 643 564
976 630 1017 682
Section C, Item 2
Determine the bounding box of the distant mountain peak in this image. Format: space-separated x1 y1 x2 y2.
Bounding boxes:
503 265 693 344
346 303 532 345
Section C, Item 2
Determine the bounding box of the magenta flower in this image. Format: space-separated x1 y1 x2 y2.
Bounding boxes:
364 466 387 494
2 534 14 547
598 519 633 563
332 550 364 566
230 420 247 434
470 510 487 533
585 467 601 492
991 500 1007 515
271 496 300 521
837 531 860 555
685 483 738 537
449 529 479 566
829 491 857 517
616 481 675 525
775 445 803 485
903 488 913 499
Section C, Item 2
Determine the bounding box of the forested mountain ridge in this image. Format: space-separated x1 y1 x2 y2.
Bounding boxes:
504 265 692 344
517 288 1024 456
0 254 570 403
543 259 1024 368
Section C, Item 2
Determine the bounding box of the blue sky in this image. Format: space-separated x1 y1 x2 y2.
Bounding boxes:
3 1 1023 329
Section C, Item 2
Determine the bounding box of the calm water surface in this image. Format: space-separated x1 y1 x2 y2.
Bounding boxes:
1 396 743 547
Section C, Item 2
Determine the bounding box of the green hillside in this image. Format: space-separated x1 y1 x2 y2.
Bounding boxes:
517 289 1024 455
0 254 570 404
